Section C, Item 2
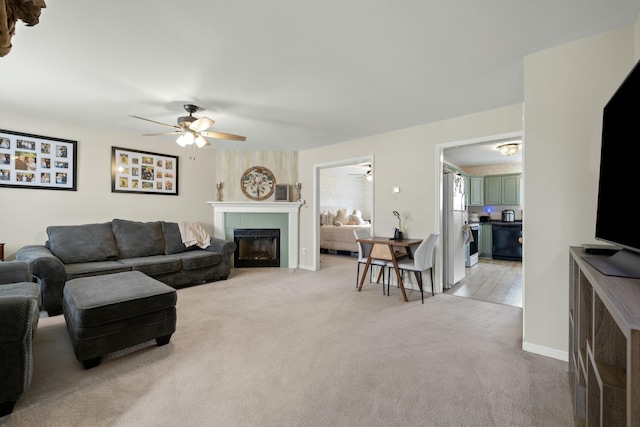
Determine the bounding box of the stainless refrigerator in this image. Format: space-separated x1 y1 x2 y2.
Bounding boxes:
443 172 467 288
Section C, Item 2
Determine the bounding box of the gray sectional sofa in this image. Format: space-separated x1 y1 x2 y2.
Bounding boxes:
0 261 40 417
16 219 236 316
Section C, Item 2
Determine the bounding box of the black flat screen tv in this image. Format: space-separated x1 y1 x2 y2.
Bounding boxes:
584 58 640 278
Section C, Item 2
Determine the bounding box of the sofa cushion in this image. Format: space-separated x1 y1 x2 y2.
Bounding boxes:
117 255 182 276
47 222 119 264
166 251 220 271
0 282 40 300
161 221 192 255
112 219 165 259
65 261 132 280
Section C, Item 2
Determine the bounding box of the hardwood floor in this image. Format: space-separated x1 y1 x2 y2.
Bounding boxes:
445 257 522 308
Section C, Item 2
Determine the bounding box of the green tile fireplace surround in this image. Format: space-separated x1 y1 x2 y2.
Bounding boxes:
208 201 304 269
225 213 289 268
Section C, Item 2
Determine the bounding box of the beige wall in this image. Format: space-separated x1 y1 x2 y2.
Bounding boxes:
298 104 524 271
0 115 300 259
522 24 637 358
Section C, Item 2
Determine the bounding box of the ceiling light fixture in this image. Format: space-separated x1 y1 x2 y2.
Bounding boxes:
176 131 195 147
194 135 208 148
497 143 520 156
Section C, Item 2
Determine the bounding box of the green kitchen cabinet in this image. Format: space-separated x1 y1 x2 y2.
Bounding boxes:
484 174 520 205
479 224 492 257
501 174 520 205
484 176 502 205
468 176 484 206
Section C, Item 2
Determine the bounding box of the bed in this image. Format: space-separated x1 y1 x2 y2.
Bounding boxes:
319 207 371 253
320 224 372 253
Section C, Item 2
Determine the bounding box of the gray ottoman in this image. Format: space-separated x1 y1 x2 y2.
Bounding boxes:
63 271 177 369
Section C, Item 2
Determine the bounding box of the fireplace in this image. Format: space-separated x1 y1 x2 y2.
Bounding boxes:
234 228 281 267
208 201 304 269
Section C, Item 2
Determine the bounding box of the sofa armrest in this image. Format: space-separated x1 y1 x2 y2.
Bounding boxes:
205 238 236 279
0 261 32 285
0 296 36 412
16 245 66 316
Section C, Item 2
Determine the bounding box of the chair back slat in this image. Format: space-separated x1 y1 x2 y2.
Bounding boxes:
353 229 373 259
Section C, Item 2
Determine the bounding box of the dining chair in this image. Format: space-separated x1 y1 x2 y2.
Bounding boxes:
353 229 387 293
386 232 440 303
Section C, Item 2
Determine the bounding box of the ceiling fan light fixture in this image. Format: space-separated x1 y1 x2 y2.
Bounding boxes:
177 131 195 147
195 135 208 148
176 134 187 147
497 143 520 156
132 103 246 147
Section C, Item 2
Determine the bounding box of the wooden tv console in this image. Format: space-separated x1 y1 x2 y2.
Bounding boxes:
569 247 640 426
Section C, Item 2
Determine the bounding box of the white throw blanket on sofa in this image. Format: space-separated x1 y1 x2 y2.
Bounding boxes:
178 221 211 249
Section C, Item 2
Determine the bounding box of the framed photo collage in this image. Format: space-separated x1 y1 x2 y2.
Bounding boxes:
111 146 179 195
0 129 77 191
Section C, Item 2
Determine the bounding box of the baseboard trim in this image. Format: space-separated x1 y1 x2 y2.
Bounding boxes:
522 341 568 362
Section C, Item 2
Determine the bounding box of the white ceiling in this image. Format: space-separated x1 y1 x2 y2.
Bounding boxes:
443 140 522 167
1 1 638 153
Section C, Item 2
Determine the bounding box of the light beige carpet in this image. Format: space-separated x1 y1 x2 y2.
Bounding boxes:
3 254 574 427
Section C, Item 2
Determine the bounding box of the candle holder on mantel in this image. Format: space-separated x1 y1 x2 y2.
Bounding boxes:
295 182 302 202
215 182 223 201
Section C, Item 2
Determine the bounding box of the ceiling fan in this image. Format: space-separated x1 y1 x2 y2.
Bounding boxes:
130 104 246 148
348 163 372 180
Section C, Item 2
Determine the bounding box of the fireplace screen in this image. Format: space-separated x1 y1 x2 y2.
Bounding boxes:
234 228 281 267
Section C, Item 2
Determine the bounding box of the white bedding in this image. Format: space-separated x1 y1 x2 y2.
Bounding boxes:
320 224 372 253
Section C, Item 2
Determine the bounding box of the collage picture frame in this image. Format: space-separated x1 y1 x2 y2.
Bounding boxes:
111 146 179 195
0 129 78 191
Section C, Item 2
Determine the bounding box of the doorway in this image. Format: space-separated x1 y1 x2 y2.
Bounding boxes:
436 132 523 306
313 155 375 270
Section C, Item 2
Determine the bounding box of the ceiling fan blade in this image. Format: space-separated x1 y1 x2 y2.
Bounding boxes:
130 115 180 130
200 131 246 142
190 117 214 132
143 132 182 136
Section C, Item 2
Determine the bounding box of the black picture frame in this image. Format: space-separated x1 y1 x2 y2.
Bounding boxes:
111 146 178 195
275 184 289 202
0 129 78 191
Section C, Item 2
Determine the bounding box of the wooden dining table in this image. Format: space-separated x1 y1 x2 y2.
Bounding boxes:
355 236 423 302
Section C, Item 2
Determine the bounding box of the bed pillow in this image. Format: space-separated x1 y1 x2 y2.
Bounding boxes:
348 209 365 225
334 209 350 225
328 211 337 226
320 211 330 225
350 214 366 225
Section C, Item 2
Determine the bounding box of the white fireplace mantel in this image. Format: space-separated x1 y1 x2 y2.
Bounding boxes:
207 201 304 269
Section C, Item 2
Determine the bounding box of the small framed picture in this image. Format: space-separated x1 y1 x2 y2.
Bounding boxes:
275 184 289 202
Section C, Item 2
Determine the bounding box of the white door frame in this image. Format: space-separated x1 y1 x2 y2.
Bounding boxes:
313 154 375 271
434 131 523 293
